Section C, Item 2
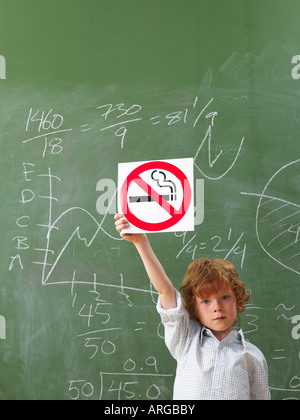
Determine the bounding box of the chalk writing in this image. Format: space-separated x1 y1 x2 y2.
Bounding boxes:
175 227 246 270
13 95 287 403
95 96 246 182
9 161 35 272
26 108 64 133
5 85 296 402
243 301 262 335
192 97 245 180
275 303 296 321
272 349 287 361
99 372 174 400
241 159 300 275
69 380 95 400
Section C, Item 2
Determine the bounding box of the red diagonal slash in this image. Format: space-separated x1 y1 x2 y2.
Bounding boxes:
134 175 179 216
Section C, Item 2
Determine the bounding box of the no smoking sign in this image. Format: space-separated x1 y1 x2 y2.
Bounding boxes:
118 158 194 233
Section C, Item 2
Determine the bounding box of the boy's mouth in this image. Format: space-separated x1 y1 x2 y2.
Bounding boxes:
213 316 226 321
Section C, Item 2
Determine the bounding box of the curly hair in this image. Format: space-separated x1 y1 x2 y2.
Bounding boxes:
179 258 250 325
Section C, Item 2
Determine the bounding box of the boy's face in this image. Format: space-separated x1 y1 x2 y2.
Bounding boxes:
194 288 237 341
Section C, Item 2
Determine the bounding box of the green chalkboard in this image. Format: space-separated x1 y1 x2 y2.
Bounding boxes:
0 0 300 400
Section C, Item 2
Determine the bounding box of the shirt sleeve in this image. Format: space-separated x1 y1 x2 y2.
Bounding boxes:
156 289 199 360
247 346 271 400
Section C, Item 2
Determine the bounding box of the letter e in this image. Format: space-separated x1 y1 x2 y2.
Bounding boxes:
23 162 35 181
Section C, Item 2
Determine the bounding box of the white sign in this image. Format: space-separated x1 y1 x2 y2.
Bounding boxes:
118 158 194 234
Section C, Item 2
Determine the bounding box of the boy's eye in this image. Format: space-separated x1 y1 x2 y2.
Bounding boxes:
222 295 230 300
202 299 210 304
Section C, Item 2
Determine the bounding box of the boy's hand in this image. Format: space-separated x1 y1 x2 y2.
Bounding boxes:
114 213 146 245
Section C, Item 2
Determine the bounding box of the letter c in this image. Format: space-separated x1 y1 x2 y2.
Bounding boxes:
16 215 30 228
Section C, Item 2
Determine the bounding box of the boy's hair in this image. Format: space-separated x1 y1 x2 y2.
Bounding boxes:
179 258 250 325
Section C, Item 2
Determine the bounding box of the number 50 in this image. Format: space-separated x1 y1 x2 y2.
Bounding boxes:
68 380 94 400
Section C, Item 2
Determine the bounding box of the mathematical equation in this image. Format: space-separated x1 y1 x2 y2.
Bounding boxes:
174 228 247 269
68 270 171 400
6 91 300 399
23 94 246 183
7 104 172 399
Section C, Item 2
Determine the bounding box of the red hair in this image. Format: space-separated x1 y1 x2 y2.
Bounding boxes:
179 258 250 325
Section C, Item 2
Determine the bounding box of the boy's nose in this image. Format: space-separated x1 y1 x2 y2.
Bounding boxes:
213 301 223 312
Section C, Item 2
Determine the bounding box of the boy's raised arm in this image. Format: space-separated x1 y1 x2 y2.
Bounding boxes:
114 214 177 310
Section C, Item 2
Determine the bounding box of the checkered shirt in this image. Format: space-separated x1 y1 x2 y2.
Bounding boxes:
157 289 271 400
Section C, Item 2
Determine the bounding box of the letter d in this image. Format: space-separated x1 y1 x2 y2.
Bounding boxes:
19 189 35 204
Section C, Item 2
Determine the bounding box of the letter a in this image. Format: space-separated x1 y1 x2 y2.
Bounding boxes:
9 254 24 271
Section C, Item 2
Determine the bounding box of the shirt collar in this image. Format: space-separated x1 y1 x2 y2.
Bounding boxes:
200 325 245 348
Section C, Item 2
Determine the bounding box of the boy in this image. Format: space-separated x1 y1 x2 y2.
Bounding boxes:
114 214 270 400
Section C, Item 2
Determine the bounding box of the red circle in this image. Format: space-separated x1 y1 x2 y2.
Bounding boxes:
120 161 192 231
